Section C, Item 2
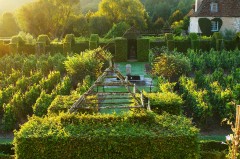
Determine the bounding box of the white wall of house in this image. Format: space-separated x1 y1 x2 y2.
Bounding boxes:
220 17 240 32
189 17 240 33
189 17 201 33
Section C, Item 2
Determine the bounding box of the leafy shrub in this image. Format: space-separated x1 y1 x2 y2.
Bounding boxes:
14 112 199 159
64 48 111 85
189 33 198 41
33 91 54 117
146 92 183 115
47 94 80 115
152 53 191 81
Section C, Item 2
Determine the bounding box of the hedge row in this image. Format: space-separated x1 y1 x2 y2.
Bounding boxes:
14 112 199 159
137 38 149 62
114 38 127 62
199 140 228 159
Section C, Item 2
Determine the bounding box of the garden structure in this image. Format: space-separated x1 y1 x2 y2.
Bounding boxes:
70 60 150 114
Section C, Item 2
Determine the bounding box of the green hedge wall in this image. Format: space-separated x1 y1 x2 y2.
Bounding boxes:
224 40 236 51
14 112 199 159
167 40 175 51
199 141 228 159
18 44 35 55
150 41 166 49
199 40 212 51
137 38 149 62
147 92 183 115
64 34 75 45
99 42 115 55
191 40 200 51
48 43 63 54
63 42 71 54
175 40 190 53
165 33 174 41
37 35 50 45
115 38 127 62
0 143 14 155
0 44 9 57
89 34 99 50
72 42 89 53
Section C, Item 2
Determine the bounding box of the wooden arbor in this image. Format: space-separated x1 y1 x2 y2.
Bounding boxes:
69 63 150 113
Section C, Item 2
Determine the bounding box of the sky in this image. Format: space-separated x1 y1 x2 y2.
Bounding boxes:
0 0 33 13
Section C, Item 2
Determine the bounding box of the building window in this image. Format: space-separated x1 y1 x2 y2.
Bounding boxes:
211 3 218 12
211 21 219 31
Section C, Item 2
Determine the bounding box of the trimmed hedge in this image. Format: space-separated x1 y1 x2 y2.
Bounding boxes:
37 35 50 45
175 40 190 52
150 41 166 49
0 143 13 155
137 38 149 62
147 92 183 115
48 43 63 54
18 44 35 55
224 40 236 51
0 44 9 57
115 38 127 62
199 40 212 51
89 34 99 50
14 112 199 159
72 42 89 53
63 42 71 54
167 40 175 51
200 141 228 159
64 34 75 45
165 33 174 41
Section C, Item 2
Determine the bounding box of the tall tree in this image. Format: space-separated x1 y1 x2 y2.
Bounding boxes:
16 0 80 38
0 12 19 37
97 0 148 29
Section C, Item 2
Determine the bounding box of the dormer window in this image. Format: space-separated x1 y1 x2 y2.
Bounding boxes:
211 3 218 12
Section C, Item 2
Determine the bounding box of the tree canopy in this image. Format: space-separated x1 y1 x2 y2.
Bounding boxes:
97 0 148 29
16 0 80 38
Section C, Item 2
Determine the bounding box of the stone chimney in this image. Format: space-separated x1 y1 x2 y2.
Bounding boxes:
195 0 203 12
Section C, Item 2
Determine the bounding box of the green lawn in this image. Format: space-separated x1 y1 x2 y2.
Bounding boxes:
0 138 13 144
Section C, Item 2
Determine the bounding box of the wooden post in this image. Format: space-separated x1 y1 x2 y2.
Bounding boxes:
232 105 240 159
133 84 136 94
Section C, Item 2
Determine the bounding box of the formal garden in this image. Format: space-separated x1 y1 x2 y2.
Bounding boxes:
0 31 240 158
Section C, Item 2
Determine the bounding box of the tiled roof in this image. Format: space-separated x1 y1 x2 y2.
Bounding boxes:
191 0 240 17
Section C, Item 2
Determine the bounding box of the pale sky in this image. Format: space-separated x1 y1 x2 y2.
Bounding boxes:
0 0 33 13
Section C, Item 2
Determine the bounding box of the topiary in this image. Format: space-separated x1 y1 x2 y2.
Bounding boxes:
64 34 75 45
198 18 212 36
37 35 51 45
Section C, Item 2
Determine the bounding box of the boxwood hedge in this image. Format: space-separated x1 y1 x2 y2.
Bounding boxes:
14 112 199 159
115 38 127 62
137 38 149 62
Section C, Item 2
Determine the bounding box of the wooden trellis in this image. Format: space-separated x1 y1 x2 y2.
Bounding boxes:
69 63 150 113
